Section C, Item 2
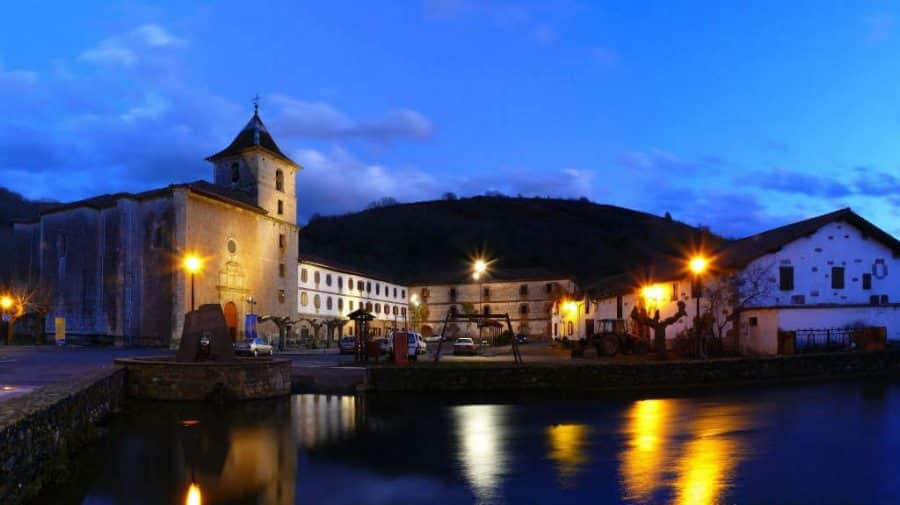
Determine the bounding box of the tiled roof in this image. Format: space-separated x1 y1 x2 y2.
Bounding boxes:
586 208 900 299
714 208 900 269
41 181 267 216
299 253 401 285
406 266 571 286
205 112 298 167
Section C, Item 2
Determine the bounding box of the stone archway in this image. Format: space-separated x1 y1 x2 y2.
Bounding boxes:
224 301 238 341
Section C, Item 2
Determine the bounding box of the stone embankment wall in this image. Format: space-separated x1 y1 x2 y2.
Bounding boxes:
0 368 125 504
365 350 900 392
115 357 291 400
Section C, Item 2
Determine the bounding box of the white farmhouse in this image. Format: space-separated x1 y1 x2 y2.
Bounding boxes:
583 208 900 355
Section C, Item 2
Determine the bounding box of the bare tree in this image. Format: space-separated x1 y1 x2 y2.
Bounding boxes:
259 315 299 351
703 263 774 342
631 300 688 360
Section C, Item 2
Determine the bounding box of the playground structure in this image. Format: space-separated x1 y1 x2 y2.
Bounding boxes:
432 312 523 364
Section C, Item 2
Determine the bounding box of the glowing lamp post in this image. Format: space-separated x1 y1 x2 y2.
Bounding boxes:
1 295 16 345
183 254 203 312
472 259 489 342
689 255 709 358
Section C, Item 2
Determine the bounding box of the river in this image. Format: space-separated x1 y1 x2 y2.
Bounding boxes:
39 379 900 504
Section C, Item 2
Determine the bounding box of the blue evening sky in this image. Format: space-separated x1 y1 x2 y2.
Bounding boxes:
1 0 898 237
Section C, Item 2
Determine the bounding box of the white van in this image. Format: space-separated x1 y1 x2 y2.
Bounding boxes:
407 332 427 357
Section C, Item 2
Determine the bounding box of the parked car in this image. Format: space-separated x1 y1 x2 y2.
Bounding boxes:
376 337 394 356
339 336 357 355
516 334 529 345
233 337 273 357
407 332 427 357
454 337 477 356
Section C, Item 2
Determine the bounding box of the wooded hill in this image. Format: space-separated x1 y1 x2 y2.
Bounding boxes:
300 196 716 286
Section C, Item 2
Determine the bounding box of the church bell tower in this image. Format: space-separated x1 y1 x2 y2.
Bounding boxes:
205 104 301 224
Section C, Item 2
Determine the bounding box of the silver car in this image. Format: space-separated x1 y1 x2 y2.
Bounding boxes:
234 337 274 357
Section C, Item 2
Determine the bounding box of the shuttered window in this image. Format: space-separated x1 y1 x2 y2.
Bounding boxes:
779 266 794 291
832 267 845 289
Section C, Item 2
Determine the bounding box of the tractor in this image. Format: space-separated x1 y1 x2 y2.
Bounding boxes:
590 318 650 357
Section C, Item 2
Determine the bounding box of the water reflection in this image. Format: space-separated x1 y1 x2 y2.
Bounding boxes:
292 394 361 448
619 399 756 504
673 406 749 505
546 423 591 486
453 404 510 502
619 399 673 501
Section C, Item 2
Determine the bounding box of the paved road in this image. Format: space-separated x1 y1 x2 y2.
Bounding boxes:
0 346 172 388
0 342 574 401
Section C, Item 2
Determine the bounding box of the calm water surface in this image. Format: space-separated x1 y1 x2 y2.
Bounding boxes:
40 380 900 504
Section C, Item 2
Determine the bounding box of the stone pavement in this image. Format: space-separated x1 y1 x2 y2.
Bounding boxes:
0 346 171 396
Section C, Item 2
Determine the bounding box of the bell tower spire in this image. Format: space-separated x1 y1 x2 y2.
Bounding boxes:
205 104 302 224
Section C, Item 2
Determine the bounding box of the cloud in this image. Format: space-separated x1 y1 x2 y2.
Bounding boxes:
591 47 619 65
852 167 900 196
80 23 183 66
863 13 895 43
268 95 433 143
617 148 711 175
765 138 789 152
422 0 575 45
748 168 853 198
295 146 597 221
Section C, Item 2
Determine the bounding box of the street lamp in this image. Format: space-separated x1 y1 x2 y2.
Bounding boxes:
689 255 709 358
1 295 12 345
472 258 489 342
183 254 203 311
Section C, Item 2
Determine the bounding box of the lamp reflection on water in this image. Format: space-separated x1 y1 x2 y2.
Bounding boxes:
546 423 591 487
454 404 509 502
185 482 201 505
673 406 749 505
619 399 754 505
292 395 359 448
620 399 673 501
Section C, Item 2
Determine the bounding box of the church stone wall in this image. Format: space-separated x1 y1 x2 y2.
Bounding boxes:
178 191 297 346
41 207 107 340
134 196 177 346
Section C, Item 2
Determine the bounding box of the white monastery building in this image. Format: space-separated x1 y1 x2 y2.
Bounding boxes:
297 255 408 346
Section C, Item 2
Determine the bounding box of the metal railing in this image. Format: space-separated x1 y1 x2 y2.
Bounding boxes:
793 328 854 353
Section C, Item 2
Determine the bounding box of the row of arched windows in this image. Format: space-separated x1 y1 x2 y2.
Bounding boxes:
299 268 407 300
299 291 408 317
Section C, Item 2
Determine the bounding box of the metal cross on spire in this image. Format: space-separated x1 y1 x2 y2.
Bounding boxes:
252 94 261 115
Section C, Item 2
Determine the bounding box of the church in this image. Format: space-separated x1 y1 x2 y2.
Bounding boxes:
12 109 300 347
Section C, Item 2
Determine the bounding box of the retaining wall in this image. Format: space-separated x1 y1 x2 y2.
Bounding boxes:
365 350 900 392
115 356 291 400
0 368 125 504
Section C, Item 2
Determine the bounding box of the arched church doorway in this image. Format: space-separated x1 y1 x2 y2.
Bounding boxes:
224 302 238 341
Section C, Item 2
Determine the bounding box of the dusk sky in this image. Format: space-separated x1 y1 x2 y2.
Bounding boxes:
2 0 899 237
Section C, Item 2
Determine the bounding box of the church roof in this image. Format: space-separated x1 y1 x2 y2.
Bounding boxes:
41 180 268 216
205 111 298 167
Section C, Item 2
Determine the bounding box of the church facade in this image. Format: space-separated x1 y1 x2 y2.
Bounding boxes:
12 111 299 347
